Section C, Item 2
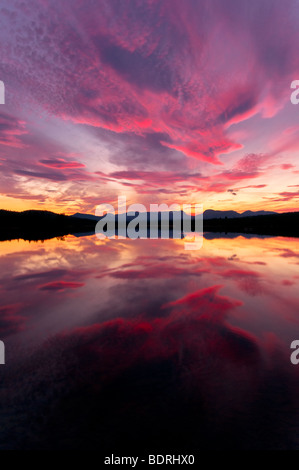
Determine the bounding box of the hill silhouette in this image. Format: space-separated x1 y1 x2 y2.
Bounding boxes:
0 209 298 241
0 210 96 241
72 209 277 221
204 211 299 237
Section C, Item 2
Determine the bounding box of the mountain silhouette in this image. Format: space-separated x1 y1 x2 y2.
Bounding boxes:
203 209 276 219
73 209 277 222
0 209 298 241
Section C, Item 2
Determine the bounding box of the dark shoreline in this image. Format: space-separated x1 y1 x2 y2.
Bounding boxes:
0 209 299 242
204 211 299 238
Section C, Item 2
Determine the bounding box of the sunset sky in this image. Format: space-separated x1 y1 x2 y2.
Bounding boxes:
0 0 299 215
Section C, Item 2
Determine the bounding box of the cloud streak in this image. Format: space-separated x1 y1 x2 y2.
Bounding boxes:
0 0 299 211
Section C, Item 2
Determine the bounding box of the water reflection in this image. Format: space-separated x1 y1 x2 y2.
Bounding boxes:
0 234 298 449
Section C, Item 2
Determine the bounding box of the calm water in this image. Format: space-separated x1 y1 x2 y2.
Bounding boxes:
0 233 299 450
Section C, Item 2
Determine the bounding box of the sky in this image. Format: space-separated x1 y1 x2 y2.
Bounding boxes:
0 0 299 215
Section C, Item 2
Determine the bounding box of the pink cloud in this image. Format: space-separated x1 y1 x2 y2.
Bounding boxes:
0 304 25 337
0 113 27 148
39 158 85 169
0 1 299 210
39 281 85 291
1 0 298 169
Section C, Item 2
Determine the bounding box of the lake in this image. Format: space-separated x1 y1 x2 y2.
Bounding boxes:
0 233 298 450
